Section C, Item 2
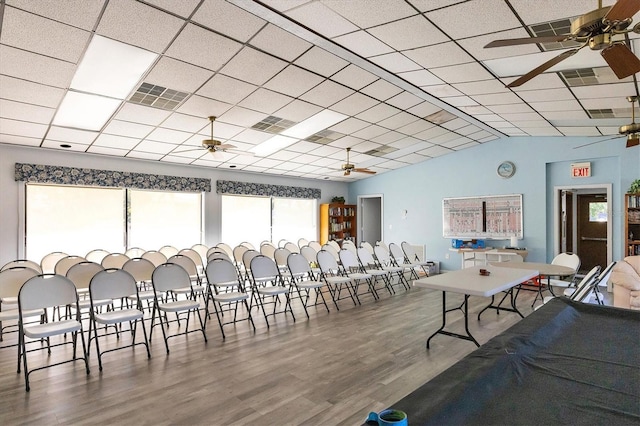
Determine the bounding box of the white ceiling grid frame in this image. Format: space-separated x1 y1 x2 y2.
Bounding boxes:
191 0 266 43
263 65 325 98
250 24 314 62
166 24 243 72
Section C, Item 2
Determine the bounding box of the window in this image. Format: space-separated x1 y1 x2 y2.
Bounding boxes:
589 202 607 222
221 195 317 248
25 184 203 261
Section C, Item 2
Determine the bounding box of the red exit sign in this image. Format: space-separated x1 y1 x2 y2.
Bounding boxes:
571 162 591 178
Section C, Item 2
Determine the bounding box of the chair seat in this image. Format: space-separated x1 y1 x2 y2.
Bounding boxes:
382 266 404 273
1 296 18 304
364 269 388 277
173 285 205 295
77 298 112 310
549 278 573 288
348 272 371 280
212 292 249 303
94 309 143 325
257 286 289 296
0 308 43 321
158 299 200 313
128 290 157 301
324 276 351 285
297 280 325 290
24 320 81 339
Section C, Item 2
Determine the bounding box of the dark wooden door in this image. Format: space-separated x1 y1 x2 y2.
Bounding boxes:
576 194 607 272
559 190 574 253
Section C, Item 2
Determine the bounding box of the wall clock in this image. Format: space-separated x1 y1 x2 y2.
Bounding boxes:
497 161 516 178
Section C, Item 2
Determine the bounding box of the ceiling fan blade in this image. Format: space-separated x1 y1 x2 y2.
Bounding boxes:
485 35 571 48
627 135 640 148
603 0 640 22
506 48 582 88
354 168 376 174
601 43 640 79
218 143 237 150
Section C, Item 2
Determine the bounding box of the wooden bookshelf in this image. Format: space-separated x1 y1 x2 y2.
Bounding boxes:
625 193 640 256
319 203 356 245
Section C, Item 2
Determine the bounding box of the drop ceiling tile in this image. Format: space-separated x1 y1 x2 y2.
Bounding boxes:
520 127 563 136
299 80 354 107
452 141 480 150
217 106 268 127
456 124 484 136
1 7 90 63
145 57 214 94
192 0 265 42
329 135 365 149
487 103 535 114
453 79 509 96
529 99 582 112
597 126 621 135
407 0 468 12
558 127 602 136
440 136 473 148
232 129 275 144
7 0 105 30
250 24 312 62
135 139 176 154
0 118 47 138
472 92 523 105
219 46 288 86
288 140 322 153
396 119 435 135
426 0 521 39
539 110 588 120
0 45 75 88
322 0 416 28
378 112 419 130
253 158 285 169
458 28 538 61
414 126 449 140
388 136 425 149
264 65 324 98
360 79 404 101
581 97 630 110
329 118 370 134
143 0 201 18
41 141 88 151
571 83 636 100
351 141 383 153
160 113 208 133
406 102 442 118
166 24 243 72
441 117 470 131
0 133 41 146
423 84 464 98
274 99 323 123
87 146 129 156
332 31 394 58
331 65 379 91
126 151 164 161
197 74 257 105
430 62 495 84
509 120 551 127
356 103 402 123
330 93 379 116
371 130 405 144
285 2 358 38
377 158 410 168
386 92 424 110
47 126 99 144
238 88 294 114
475 114 505 122
115 103 173 125
94 134 140 150
103 120 154 139
0 75 65 108
367 15 449 51
441 96 478 107
96 0 184 53
308 145 342 157
0 99 55 124
294 46 349 77
369 52 422 73
403 42 474 68
417 145 452 157
351 124 388 139
458 106 492 115
518 88 575 103
397 70 443 87
145 127 191 144
395 152 429 163
429 131 460 144
508 0 611 25
499 112 544 121
176 95 233 118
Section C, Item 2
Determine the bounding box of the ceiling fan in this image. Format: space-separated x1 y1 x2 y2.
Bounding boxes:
341 147 376 176
485 0 640 87
174 116 239 159
575 95 640 148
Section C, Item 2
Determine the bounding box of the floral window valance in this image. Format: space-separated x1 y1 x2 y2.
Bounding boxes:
14 163 211 192
216 180 320 199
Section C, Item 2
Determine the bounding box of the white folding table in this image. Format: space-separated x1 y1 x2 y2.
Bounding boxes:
414 265 539 348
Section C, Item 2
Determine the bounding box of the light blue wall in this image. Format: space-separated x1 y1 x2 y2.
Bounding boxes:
349 136 639 271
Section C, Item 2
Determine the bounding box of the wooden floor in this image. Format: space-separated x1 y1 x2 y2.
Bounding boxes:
0 281 565 425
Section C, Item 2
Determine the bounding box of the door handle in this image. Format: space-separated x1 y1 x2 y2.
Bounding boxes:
581 237 606 242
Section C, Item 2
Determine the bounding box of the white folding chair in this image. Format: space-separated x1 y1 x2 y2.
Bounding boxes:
0 267 41 347
101 253 130 269
287 252 330 318
249 255 295 328
1 260 42 274
141 250 167 267
40 251 69 274
85 249 110 264
317 250 357 309
158 245 179 259
339 249 378 302
124 247 146 259
55 255 87 276
18 274 90 391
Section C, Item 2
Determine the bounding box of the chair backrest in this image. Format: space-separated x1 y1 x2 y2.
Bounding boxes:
214 243 234 260
250 255 280 282
376 241 389 252
360 241 375 255
284 242 300 254
300 245 318 265
125 247 146 258
207 251 232 263
570 265 602 302
260 242 277 258
242 249 260 272
66 261 104 290
317 250 340 274
321 244 340 263
55 255 87 276
233 245 249 265
40 251 69 274
90 268 138 301
206 258 242 288
158 245 179 258
85 249 110 264
191 243 209 265
152 263 191 293
19 274 77 311
141 250 167 267
308 241 322 252
167 254 198 276
298 238 310 249
401 242 421 262
551 253 580 272
1 259 42 274
596 261 616 288
122 257 156 282
178 248 203 270
0 267 39 299
374 245 393 266
101 253 130 269
274 248 292 269
277 239 289 248
388 243 407 264
240 241 255 250
287 252 312 279
342 240 357 255
339 249 360 271
327 240 341 252
357 247 377 268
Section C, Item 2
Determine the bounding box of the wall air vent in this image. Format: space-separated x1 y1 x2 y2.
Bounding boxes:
529 18 581 51
364 145 398 157
251 116 297 134
426 110 456 124
304 129 344 145
129 83 188 110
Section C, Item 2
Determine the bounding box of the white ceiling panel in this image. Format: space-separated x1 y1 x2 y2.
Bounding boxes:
192 0 265 42
0 99 55 124
331 93 379 116
329 118 370 134
144 57 214 94
558 127 603 136
237 88 294 115
529 99 583 112
127 151 164 161
571 83 637 100
103 120 154 139
264 65 324 98
441 96 478 107
0 133 41 146
94 134 140 150
166 24 243 72
580 97 631 110
423 84 464 98
396 119 436 136
219 46 288 86
250 24 312 62
369 52 422 73
407 0 468 12
332 31 395 58
457 28 539 61
430 62 496 84
197 74 258 105
115 103 173 126
378 111 420 129
360 79 404 101
0 118 47 138
6 0 105 30
367 15 449 51
0 75 65 108
135 140 176 154
453 79 510 96
487 103 535 114
397 70 444 87
47 126 99 144
0 45 76 88
217 106 268 127
403 42 474 69
274 99 323 122
299 80 354 108
145 127 191 144
508 0 617 25
351 124 389 140
143 0 200 18
322 0 417 28
472 92 524 106
87 146 129 156
356 103 402 123
426 0 521 39
160 113 208 133
331 65 379 91
294 46 349 77
176 96 233 119
285 2 359 38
